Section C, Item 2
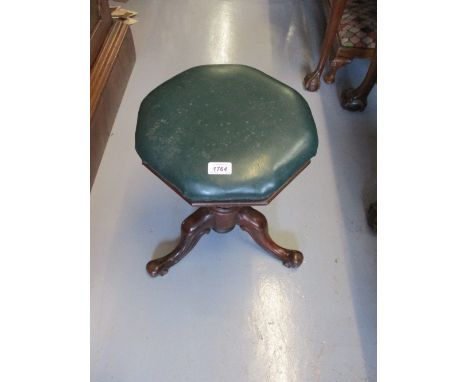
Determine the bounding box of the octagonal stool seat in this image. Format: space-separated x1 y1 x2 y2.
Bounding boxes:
135 65 318 277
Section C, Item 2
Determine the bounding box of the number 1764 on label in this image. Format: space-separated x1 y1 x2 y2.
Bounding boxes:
208 162 232 175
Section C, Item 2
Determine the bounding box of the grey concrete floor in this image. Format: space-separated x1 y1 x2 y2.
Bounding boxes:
91 1 377 381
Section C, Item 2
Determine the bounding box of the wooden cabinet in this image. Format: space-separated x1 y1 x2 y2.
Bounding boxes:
90 0 136 187
90 0 113 66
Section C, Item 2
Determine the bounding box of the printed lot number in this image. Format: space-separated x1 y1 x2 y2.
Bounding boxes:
208 162 232 175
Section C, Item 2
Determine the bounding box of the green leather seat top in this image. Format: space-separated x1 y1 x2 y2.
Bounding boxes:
135 65 318 204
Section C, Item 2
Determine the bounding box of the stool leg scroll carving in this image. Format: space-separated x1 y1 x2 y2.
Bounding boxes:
146 207 213 277
237 207 304 268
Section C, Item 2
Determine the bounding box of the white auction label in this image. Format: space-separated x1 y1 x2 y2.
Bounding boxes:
208 162 232 175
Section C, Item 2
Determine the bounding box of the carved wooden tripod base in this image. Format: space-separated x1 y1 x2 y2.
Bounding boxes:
146 206 304 277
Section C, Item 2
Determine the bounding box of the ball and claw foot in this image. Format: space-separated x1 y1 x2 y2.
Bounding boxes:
340 53 376 112
340 88 368 112
303 71 321 92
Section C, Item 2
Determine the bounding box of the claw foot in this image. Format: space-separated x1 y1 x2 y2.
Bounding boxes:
340 88 367 112
304 71 321 92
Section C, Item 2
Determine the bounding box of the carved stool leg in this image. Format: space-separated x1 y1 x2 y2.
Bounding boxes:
146 207 214 277
324 56 352 84
237 207 304 268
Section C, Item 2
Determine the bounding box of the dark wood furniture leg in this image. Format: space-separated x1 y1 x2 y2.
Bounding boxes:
237 207 304 268
304 0 347 92
340 52 377 111
324 55 352 84
147 206 304 277
146 207 214 277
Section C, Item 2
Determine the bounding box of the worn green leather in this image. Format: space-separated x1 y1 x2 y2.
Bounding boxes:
135 65 318 203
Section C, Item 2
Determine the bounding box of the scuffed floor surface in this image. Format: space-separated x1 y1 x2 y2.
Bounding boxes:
91 1 377 381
